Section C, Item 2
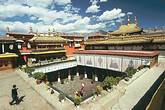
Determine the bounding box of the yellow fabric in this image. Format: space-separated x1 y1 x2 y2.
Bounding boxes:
31 50 66 55
0 54 18 59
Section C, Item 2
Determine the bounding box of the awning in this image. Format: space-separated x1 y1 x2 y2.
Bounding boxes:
31 50 66 55
0 54 18 59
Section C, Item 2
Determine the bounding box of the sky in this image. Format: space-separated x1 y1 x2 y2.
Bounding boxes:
0 0 165 35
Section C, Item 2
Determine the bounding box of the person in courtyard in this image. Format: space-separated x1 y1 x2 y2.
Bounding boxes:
9 85 19 105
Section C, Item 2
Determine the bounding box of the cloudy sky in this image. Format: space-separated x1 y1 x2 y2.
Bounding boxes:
0 0 165 35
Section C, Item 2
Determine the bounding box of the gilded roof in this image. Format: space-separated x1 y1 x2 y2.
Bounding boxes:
29 36 68 43
6 32 34 36
0 36 16 41
85 39 151 45
111 23 142 35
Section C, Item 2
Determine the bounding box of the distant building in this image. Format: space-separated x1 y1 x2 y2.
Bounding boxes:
60 34 85 56
85 16 165 51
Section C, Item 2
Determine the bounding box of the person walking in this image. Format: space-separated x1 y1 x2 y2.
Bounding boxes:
9 85 19 105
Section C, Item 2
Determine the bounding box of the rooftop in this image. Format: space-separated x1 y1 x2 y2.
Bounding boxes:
74 50 160 57
0 36 16 41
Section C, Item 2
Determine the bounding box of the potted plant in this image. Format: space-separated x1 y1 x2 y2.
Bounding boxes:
25 67 35 77
125 67 137 78
80 75 83 80
61 79 64 84
74 96 81 108
46 81 50 90
115 76 121 86
58 92 66 103
91 75 95 84
96 84 103 97
32 72 45 85
71 75 74 81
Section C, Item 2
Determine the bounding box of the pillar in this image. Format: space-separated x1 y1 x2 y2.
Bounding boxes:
2 43 4 53
76 71 79 76
58 73 60 82
84 71 87 78
68 70 71 80
95 73 98 82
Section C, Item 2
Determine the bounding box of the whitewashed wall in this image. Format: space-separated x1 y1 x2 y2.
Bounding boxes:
74 54 151 72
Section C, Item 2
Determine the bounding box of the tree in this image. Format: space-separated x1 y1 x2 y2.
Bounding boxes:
115 76 121 84
125 67 137 78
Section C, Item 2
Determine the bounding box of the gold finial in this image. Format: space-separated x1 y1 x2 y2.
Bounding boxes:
53 28 55 33
127 15 130 25
80 32 82 36
98 30 101 35
134 16 137 25
29 26 33 33
154 25 157 31
48 28 51 35
120 19 122 27
148 28 151 32
162 26 164 31
7 26 9 32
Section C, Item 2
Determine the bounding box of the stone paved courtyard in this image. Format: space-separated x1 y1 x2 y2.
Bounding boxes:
52 76 103 99
0 69 54 110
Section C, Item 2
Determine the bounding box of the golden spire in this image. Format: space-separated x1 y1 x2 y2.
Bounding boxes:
29 26 33 33
53 28 55 33
98 30 101 35
7 26 9 32
134 16 137 25
154 25 157 31
48 28 51 35
36 29 38 33
120 19 122 27
148 28 151 32
162 26 164 31
80 32 82 36
127 15 130 25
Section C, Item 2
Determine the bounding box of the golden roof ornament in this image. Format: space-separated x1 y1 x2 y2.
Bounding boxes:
29 26 33 33
162 26 164 31
148 28 151 32
98 30 101 35
53 28 55 33
120 19 122 27
7 26 9 32
80 32 82 36
48 28 51 35
127 15 130 25
134 16 137 25
154 25 157 31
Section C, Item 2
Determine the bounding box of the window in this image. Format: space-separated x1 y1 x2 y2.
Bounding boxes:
5 64 8 66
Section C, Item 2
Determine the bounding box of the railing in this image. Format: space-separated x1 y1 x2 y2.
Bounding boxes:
32 48 65 52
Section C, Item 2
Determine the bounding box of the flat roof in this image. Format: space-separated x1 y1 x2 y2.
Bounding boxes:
74 50 160 57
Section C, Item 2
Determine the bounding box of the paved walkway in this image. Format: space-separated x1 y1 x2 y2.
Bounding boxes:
0 69 54 110
112 57 165 110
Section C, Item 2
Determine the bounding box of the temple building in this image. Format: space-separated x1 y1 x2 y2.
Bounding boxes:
85 16 165 52
60 34 85 56
111 16 144 36
0 35 18 70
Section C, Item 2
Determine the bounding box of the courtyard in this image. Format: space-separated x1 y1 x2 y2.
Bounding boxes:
52 76 103 100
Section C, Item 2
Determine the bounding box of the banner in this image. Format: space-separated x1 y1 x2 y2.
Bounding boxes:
95 55 106 69
107 56 122 71
85 55 94 67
